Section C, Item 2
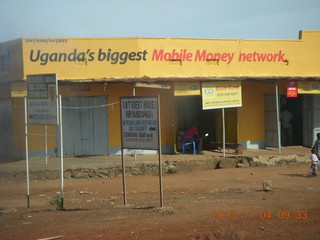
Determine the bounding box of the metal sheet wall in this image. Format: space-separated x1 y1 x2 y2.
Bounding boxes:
61 96 108 156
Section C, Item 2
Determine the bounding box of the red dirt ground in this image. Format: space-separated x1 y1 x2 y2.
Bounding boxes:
1 162 320 240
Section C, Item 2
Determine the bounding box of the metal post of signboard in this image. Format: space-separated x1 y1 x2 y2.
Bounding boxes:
120 96 127 206
157 95 164 207
222 108 226 158
120 96 163 207
24 97 30 208
45 125 48 165
133 85 137 161
121 148 127 205
275 82 281 155
59 95 64 210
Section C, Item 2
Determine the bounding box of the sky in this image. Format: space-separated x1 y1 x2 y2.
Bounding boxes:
0 0 320 42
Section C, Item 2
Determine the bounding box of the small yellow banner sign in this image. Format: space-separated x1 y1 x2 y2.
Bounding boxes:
174 82 201 96
298 81 320 94
202 81 242 109
11 82 27 97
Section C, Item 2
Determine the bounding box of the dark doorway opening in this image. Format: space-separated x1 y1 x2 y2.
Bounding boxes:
280 95 303 146
175 96 216 150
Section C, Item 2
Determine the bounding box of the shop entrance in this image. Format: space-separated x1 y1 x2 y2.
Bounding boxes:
280 95 303 146
175 96 238 151
265 94 303 147
175 96 215 151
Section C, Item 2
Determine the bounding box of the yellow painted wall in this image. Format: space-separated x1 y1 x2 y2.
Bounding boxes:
105 83 132 147
216 108 238 143
237 81 287 143
135 86 175 146
238 82 268 143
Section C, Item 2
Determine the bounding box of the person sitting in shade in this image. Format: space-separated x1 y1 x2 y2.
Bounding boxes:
184 122 203 154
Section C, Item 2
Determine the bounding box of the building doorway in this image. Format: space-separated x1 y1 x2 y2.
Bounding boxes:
61 96 109 156
175 96 213 151
175 96 239 148
265 94 303 147
280 95 303 146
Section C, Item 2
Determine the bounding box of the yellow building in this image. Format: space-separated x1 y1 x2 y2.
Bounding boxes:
0 31 319 157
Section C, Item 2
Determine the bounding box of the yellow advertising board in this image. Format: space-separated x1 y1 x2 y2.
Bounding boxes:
174 82 201 96
17 31 320 81
202 81 242 109
22 38 142 80
11 82 27 97
298 81 320 94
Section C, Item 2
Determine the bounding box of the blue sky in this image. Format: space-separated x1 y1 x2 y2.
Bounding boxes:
1 0 320 42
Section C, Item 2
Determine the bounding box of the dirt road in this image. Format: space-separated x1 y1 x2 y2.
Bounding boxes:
1 162 320 240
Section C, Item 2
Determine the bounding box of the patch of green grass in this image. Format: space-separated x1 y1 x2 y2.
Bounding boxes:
50 195 63 210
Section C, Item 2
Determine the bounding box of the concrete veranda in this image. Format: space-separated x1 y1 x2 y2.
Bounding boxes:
0 146 311 175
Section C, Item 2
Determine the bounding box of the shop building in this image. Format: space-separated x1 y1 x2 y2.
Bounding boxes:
0 31 319 158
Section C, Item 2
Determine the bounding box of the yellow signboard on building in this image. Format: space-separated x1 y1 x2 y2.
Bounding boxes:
298 81 320 94
11 82 27 97
202 81 242 109
174 82 201 96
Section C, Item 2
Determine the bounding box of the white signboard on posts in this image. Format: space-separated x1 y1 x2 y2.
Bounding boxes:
120 96 159 150
27 74 58 125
